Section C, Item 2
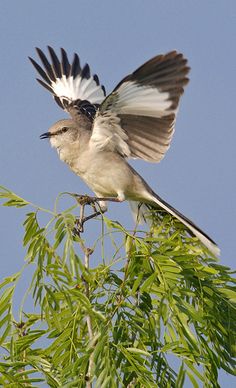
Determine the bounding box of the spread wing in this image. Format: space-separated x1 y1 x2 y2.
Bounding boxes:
29 46 106 122
90 51 190 162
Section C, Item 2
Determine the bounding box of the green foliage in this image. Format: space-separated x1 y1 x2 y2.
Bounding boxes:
0 186 235 387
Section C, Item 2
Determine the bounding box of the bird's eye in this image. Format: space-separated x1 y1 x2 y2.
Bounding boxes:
60 127 68 134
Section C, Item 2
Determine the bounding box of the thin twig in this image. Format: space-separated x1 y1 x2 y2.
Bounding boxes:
83 247 94 387
84 247 93 340
75 202 95 387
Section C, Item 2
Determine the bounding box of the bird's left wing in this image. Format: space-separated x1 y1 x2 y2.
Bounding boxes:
29 46 106 122
90 51 190 161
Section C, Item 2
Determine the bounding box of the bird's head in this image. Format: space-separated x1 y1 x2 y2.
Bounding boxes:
40 119 80 149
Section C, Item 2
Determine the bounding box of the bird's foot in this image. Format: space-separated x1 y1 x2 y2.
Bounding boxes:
72 194 96 206
70 193 125 205
71 193 124 205
73 198 107 236
68 193 125 235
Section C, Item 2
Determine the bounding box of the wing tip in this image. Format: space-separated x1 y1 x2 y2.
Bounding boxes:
30 46 106 108
81 63 91 79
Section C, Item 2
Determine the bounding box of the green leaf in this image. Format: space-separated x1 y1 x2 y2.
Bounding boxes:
140 273 157 292
126 347 151 357
219 288 236 302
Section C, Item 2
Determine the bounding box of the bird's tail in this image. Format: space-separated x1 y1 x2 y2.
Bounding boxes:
129 193 220 256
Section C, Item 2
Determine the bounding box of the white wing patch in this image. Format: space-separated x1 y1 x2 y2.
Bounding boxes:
51 75 105 104
114 81 174 117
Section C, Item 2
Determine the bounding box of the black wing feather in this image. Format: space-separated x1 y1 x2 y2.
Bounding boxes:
61 48 71 77
71 53 81 78
81 63 90 79
36 78 54 94
35 47 56 82
29 57 52 85
48 46 62 78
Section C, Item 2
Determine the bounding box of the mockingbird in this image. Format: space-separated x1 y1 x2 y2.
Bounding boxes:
29 46 219 256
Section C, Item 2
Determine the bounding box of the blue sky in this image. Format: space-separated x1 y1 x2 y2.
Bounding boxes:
0 1 235 386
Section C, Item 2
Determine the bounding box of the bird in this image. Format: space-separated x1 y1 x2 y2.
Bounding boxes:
29 46 219 256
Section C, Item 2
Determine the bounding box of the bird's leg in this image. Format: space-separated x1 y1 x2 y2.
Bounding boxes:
72 193 125 234
81 192 125 224
71 193 125 204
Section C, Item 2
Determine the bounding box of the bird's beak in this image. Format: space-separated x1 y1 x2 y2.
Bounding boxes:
40 132 51 140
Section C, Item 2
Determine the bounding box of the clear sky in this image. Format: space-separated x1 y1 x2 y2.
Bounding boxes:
0 1 235 386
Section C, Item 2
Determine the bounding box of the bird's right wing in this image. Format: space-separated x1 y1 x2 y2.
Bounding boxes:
29 46 106 122
90 51 190 162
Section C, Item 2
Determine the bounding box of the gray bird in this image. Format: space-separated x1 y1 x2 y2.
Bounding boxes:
29 46 219 256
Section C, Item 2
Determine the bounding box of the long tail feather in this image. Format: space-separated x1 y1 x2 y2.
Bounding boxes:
129 195 220 256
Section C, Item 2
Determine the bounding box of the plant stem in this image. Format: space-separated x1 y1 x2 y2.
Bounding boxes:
84 248 93 340
77 202 94 387
84 247 94 388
